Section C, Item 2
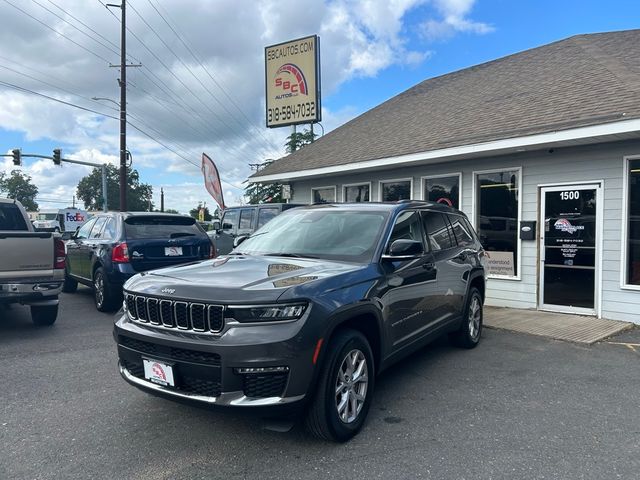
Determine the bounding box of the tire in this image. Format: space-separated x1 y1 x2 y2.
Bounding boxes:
93 267 118 312
31 304 58 326
62 265 78 293
450 287 483 349
305 329 375 442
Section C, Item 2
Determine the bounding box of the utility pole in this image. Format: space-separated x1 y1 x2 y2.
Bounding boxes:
107 0 134 212
160 187 164 212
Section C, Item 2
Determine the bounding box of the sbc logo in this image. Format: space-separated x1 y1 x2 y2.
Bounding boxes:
273 63 308 98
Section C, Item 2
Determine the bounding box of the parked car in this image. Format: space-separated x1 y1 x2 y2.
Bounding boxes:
63 212 214 312
208 203 304 255
0 198 65 325
114 201 487 441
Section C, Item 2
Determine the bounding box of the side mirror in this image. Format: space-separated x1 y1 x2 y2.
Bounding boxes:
383 239 424 259
212 220 221 231
234 235 248 248
61 231 73 241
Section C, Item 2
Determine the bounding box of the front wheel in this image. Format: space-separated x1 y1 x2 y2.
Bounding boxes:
450 287 483 349
305 329 375 442
31 304 58 326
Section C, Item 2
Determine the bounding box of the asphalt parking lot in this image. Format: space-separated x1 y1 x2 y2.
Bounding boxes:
1 289 639 480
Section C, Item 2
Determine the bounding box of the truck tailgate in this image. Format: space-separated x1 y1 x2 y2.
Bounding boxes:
0 232 55 280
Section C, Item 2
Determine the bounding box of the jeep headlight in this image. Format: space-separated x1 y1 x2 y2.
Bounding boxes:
229 303 307 323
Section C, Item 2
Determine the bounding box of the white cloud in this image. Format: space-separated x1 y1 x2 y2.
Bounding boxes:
0 0 493 212
420 0 494 41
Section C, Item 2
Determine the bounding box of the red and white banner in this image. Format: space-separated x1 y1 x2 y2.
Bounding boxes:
201 153 225 211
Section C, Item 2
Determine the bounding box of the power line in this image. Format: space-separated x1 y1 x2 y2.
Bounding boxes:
45 0 143 64
1 0 111 63
146 0 282 153
132 0 276 155
30 0 120 58
126 3 265 164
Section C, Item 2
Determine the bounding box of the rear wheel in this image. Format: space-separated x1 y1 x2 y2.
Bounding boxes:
62 264 78 293
450 287 483 348
93 267 118 312
305 329 375 442
31 304 58 326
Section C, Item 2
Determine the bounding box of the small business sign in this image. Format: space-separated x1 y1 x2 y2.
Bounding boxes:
265 35 321 128
486 251 515 276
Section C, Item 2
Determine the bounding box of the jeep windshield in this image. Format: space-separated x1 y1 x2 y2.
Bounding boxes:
235 208 389 263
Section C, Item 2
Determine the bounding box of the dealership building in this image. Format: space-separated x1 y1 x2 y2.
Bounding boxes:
251 30 640 324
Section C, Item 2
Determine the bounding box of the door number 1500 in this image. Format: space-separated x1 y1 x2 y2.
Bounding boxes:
560 191 580 200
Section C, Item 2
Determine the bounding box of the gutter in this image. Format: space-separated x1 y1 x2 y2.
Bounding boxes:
249 117 640 183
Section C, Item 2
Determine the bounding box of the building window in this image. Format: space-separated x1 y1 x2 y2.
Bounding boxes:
476 169 520 277
344 183 370 202
423 174 460 209
312 186 336 203
626 158 640 286
381 179 412 201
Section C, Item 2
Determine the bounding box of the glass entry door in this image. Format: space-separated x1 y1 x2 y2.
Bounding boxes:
539 185 600 314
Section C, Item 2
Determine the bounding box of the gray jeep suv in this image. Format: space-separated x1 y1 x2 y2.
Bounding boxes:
114 201 487 441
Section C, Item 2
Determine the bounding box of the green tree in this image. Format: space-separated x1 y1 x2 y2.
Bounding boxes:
76 165 153 211
0 170 39 210
285 127 317 154
189 203 212 221
164 208 179 214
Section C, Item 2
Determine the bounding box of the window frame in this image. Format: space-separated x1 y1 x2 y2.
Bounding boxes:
472 166 523 281
420 172 462 210
378 177 414 202
383 209 427 256
310 185 337 204
89 217 108 239
342 182 372 203
256 207 280 229
238 208 255 233
621 154 640 290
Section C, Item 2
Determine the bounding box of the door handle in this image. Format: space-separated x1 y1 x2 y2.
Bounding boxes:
422 262 436 270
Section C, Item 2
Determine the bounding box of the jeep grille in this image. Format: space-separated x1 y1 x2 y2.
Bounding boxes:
124 293 224 333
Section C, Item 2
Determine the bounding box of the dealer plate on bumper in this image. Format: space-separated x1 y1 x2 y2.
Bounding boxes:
142 358 175 387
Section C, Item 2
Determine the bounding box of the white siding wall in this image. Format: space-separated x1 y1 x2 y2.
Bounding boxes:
288 140 640 324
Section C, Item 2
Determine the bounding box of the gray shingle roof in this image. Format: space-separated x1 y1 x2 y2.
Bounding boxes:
254 29 640 178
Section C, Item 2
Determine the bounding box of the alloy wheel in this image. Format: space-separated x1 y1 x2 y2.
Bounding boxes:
468 295 481 341
335 349 368 424
94 273 105 308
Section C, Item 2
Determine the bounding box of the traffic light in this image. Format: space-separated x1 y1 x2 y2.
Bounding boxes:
11 148 21 166
52 148 62 165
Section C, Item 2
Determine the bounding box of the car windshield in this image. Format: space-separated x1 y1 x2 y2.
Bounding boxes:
124 216 202 239
236 208 389 263
36 213 58 220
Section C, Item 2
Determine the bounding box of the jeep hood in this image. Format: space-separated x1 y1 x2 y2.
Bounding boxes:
124 254 366 303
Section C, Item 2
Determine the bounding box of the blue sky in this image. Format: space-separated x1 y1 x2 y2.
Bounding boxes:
0 0 638 213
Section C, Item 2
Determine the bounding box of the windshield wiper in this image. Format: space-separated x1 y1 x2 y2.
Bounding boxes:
170 232 196 238
262 252 319 259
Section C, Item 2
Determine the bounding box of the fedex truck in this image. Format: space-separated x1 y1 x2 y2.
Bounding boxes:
32 208 89 232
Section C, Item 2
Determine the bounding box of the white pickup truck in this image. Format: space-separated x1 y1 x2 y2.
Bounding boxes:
0 197 66 325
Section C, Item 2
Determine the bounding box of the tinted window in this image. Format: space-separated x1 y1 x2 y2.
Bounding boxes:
90 217 107 239
257 207 279 229
387 211 423 252
422 211 455 250
124 216 202 239
239 209 254 230
627 158 640 285
102 218 117 240
381 181 411 201
0 203 28 230
476 170 519 276
424 175 460 209
448 214 474 247
76 219 96 239
312 188 335 203
222 210 239 232
344 184 370 202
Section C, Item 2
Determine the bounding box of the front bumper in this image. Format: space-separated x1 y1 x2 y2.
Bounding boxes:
114 310 322 408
